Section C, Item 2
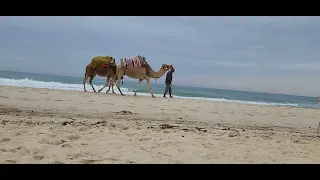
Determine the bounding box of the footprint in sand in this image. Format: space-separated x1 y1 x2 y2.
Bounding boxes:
8 146 32 156
51 160 64 164
67 134 81 141
77 126 89 131
29 148 41 155
4 160 16 164
138 137 152 141
80 159 96 164
67 152 89 160
61 143 73 148
32 155 44 160
103 102 114 105
9 146 22 153
0 138 11 143
126 160 137 164
14 130 28 137
39 138 67 146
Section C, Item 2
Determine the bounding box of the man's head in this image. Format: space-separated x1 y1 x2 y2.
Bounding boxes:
169 64 175 72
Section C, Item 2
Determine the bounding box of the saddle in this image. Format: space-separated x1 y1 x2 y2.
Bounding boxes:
120 56 147 69
91 56 115 69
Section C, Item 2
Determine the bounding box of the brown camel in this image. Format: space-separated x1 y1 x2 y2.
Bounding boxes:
83 56 118 93
111 56 171 98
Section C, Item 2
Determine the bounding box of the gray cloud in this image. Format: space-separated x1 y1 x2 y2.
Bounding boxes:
0 16 320 96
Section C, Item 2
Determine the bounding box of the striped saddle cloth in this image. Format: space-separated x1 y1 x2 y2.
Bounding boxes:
120 56 146 68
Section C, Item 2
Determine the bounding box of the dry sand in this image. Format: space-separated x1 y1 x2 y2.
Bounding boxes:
0 85 319 164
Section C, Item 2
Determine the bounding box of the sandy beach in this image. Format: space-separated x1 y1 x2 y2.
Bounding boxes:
0 85 319 164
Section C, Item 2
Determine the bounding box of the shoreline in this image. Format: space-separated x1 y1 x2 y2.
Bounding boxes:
0 85 319 164
1 84 317 110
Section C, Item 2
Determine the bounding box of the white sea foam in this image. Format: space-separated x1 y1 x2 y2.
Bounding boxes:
0 77 156 96
0 77 306 108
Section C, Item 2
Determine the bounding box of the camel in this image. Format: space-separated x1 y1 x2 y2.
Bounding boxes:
83 56 118 93
111 55 171 98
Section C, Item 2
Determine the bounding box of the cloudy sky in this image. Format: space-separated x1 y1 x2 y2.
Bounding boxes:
0 16 320 96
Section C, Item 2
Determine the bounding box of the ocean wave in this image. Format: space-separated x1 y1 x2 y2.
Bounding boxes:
0 77 311 108
0 77 128 94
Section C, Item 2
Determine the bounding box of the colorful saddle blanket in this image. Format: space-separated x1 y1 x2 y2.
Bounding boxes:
120 56 146 69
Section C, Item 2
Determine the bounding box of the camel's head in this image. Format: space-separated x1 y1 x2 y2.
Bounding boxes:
161 64 172 71
110 57 117 66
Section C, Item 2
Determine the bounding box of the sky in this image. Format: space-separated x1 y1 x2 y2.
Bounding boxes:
0 16 320 96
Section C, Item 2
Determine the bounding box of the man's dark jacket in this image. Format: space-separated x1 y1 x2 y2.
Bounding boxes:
165 71 173 84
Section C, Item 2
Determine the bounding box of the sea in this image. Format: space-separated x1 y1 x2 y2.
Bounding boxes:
0 70 319 110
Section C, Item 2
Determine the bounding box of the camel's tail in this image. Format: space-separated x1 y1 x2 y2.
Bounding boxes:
83 65 88 83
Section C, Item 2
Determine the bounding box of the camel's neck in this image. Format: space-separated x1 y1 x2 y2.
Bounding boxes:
147 66 167 79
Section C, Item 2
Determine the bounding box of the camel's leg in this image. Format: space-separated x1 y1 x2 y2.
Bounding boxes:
83 66 91 92
98 77 110 93
115 75 124 96
111 81 116 94
106 77 116 94
83 75 89 92
108 77 116 94
89 75 96 92
134 79 143 96
145 77 156 98
108 76 116 94
84 65 95 92
106 83 111 94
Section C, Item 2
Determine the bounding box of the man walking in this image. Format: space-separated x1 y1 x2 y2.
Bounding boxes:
163 65 174 98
